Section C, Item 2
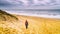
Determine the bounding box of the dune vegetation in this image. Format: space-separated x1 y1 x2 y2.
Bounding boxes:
0 10 19 34
0 10 60 34
0 10 18 21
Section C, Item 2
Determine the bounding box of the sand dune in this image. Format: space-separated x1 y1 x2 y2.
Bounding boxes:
0 10 60 34
16 15 60 34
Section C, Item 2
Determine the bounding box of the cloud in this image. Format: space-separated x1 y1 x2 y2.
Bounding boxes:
0 0 24 6
0 0 60 9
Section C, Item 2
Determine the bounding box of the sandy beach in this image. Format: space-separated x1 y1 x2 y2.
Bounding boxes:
0 11 60 34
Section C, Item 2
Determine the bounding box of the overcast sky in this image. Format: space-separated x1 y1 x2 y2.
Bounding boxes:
0 0 60 18
0 0 60 9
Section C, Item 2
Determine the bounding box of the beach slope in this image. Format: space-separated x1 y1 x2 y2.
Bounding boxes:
0 10 60 34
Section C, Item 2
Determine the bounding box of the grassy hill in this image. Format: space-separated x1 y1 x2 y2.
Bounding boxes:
0 10 60 34
0 10 18 21
17 15 60 34
0 10 19 34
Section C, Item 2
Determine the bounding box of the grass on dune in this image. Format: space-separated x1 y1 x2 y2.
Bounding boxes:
0 10 18 21
0 10 60 34
0 27 18 34
17 15 60 34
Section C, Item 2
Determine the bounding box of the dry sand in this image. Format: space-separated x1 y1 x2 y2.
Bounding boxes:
0 15 60 34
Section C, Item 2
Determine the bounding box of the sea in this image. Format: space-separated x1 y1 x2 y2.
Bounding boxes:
4 9 60 19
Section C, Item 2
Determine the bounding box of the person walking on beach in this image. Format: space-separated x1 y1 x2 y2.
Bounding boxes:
25 20 28 29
